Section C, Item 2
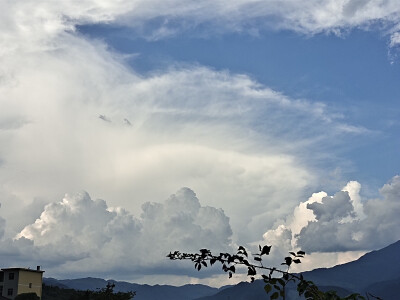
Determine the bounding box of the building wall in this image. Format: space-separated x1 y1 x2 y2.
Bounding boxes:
0 269 43 300
17 270 43 298
2 270 19 299
0 271 4 297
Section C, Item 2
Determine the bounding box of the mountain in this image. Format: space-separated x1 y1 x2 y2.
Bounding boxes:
193 240 400 299
302 240 400 292
363 275 400 300
44 277 222 300
195 281 268 300
44 240 400 300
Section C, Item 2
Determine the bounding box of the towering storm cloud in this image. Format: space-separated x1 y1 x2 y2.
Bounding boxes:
1 0 399 284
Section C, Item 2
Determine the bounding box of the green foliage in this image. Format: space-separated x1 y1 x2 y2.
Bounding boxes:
15 293 40 300
42 283 135 300
167 245 375 300
89 283 135 300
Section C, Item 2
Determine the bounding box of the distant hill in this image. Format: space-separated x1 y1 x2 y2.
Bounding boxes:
195 281 355 300
196 240 400 299
44 277 222 300
44 240 400 300
302 240 400 294
363 275 400 300
194 280 268 300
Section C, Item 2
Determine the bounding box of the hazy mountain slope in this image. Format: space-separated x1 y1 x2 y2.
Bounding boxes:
43 278 70 289
302 240 400 291
44 277 219 300
44 240 400 300
195 280 354 300
196 240 400 299
195 281 267 300
362 276 400 300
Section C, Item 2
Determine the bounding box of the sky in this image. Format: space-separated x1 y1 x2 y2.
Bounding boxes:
0 0 399 287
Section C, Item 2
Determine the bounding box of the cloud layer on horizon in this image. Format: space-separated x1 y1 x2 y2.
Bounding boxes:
0 188 232 280
0 176 399 282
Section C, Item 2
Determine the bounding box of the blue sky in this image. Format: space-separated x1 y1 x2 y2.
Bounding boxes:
79 23 400 193
0 0 400 286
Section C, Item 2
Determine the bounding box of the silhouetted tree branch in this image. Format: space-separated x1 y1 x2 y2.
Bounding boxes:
167 245 370 300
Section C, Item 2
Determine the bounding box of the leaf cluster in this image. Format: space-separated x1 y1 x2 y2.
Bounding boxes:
167 245 373 300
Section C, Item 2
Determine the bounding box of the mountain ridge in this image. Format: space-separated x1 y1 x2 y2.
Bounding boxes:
44 240 400 299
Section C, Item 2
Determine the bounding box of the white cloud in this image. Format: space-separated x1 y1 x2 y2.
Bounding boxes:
0 208 5 239
262 175 400 270
0 21 359 245
12 189 232 279
297 176 400 252
2 0 400 47
104 0 400 41
0 0 391 283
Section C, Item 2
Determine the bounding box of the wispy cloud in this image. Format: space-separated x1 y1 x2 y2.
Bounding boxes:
3 1 400 46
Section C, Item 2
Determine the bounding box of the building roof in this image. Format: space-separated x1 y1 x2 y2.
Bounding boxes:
1 268 44 273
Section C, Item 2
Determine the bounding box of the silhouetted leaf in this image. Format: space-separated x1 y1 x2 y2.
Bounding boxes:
262 274 269 281
271 292 279 299
297 250 305 255
304 291 312 299
277 279 285 286
293 259 301 264
247 266 256 276
283 273 289 281
261 245 272 256
238 246 248 257
264 284 272 294
284 257 292 265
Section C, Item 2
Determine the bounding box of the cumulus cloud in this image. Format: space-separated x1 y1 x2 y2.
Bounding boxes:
263 176 400 260
297 176 400 252
13 189 232 278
